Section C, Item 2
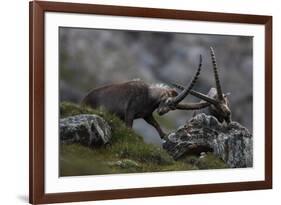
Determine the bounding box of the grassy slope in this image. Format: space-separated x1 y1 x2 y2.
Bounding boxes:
59 102 227 176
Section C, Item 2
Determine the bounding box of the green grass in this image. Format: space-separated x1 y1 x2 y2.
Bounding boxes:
59 102 228 176
194 154 229 169
183 154 228 170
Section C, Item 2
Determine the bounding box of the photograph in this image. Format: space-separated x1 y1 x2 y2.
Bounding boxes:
58 27 253 176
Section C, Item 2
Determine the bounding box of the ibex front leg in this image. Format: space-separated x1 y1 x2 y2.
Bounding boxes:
144 115 167 139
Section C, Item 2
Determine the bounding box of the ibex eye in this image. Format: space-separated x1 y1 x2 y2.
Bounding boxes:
166 98 172 104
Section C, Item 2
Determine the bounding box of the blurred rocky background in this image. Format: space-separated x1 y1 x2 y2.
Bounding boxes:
59 27 252 146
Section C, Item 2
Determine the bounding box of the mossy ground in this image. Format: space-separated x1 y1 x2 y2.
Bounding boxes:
59 102 228 176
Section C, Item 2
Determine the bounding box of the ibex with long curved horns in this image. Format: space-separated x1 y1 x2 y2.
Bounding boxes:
170 47 232 123
82 55 206 139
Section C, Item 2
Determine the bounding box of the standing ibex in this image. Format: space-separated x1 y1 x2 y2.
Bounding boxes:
82 56 205 139
170 47 232 123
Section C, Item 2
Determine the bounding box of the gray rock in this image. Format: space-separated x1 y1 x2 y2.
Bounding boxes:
60 114 112 147
163 113 253 168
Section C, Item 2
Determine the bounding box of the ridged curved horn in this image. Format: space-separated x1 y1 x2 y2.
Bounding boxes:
210 47 224 100
171 55 202 105
175 101 210 110
170 82 218 105
170 82 185 90
190 90 218 105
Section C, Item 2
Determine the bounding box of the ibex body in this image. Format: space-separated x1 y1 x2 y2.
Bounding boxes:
82 80 177 138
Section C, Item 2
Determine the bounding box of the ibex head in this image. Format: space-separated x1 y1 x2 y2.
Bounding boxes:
207 88 231 123
156 88 178 115
156 55 202 116
170 47 232 123
206 47 232 123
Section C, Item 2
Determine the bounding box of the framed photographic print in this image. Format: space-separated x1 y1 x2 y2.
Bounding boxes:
29 1 272 204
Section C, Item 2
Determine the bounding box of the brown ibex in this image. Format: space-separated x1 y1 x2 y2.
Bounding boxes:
170 47 231 123
81 56 207 139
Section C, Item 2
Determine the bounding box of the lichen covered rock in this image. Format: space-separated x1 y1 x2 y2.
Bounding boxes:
60 114 112 147
163 113 253 168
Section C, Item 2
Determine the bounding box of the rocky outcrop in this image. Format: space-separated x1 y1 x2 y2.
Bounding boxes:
60 114 112 147
163 114 253 168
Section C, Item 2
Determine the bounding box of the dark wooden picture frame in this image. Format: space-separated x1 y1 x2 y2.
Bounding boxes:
29 1 272 204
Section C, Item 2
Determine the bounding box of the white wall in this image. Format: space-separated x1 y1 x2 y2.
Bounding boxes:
0 0 279 204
